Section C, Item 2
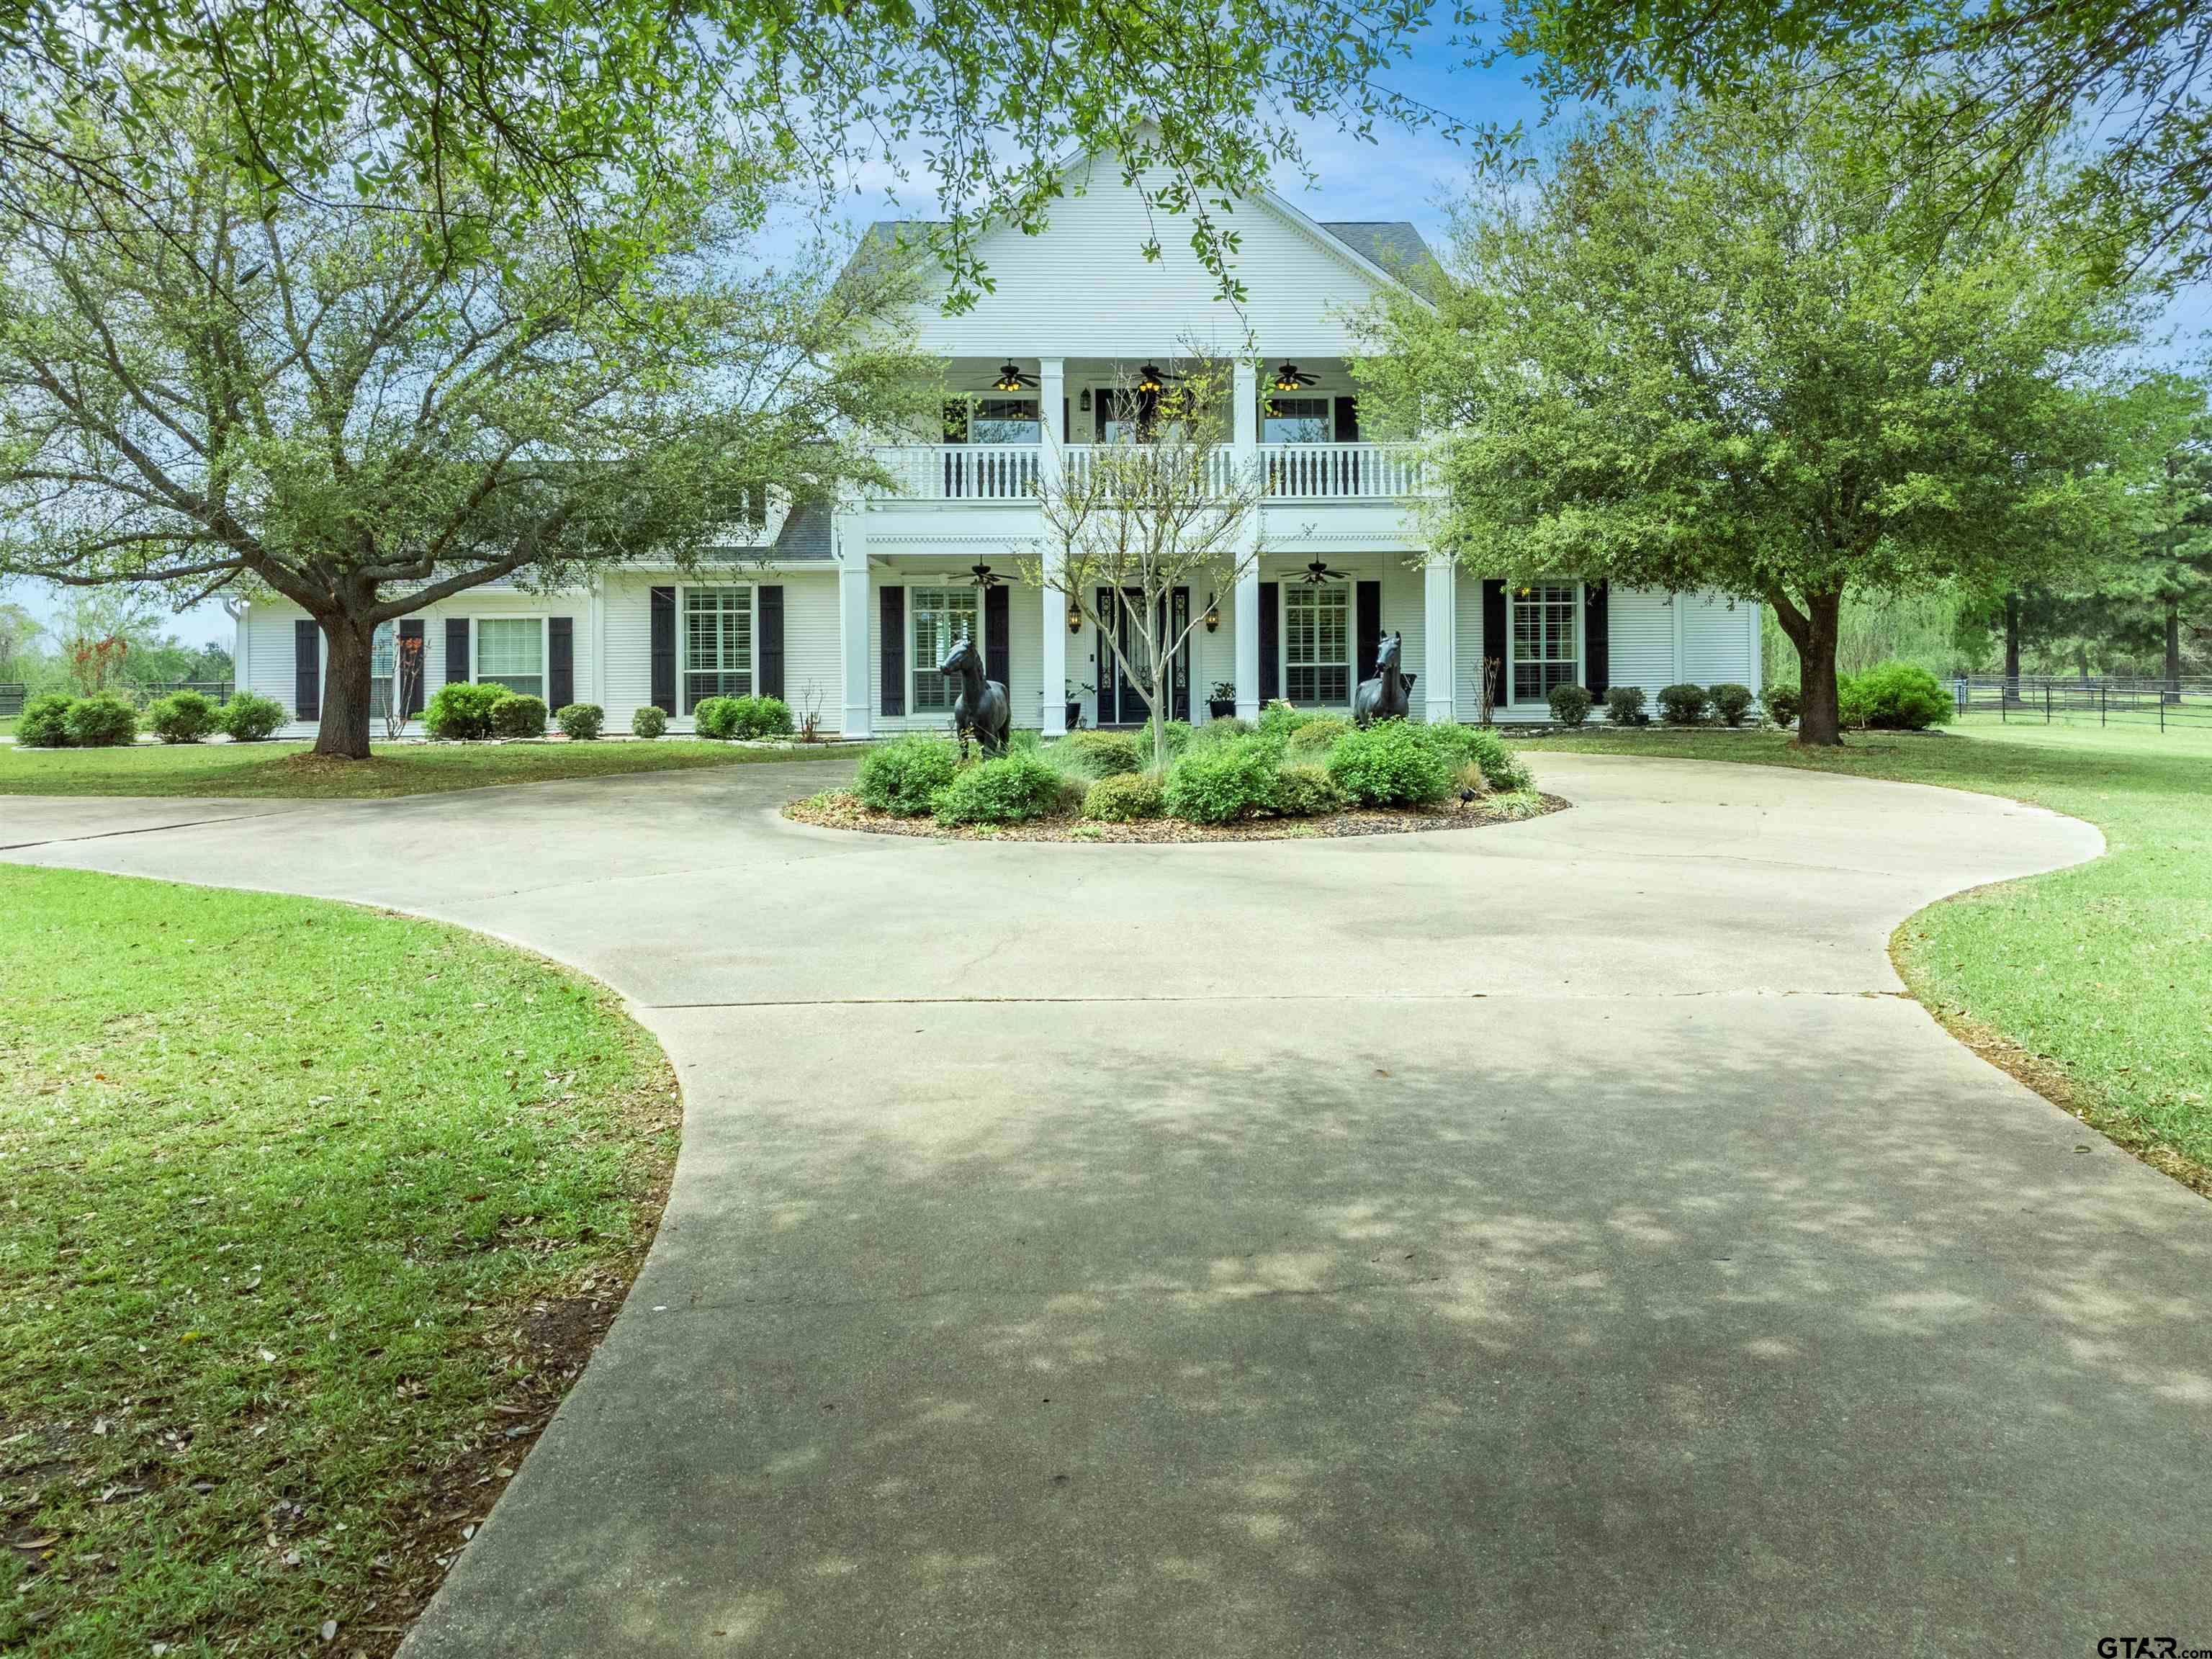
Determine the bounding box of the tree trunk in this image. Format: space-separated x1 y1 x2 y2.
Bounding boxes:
2167 599 2182 696
314 613 377 759
1794 589 1846 746
2003 593 2021 703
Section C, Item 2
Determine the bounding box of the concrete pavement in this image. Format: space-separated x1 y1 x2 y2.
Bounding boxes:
6 753 2207 1656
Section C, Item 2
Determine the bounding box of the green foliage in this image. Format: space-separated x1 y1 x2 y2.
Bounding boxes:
1326 720 1453 806
64 692 138 747
1763 683 1802 727
1162 737 1281 823
490 693 547 738
1710 683 1755 727
1082 770 1167 822
856 734 961 815
1604 685 1648 726
1547 683 1593 727
16 691 73 747
1271 763 1349 817
630 705 667 739
693 693 793 740
1061 729 1143 778
1459 726 1534 791
1658 683 1710 725
691 696 740 739
145 689 217 744
1285 714 1352 756
932 752 1071 825
1843 661 1955 730
1199 715 1253 738
216 693 287 742
1125 717 1194 763
556 702 604 740
423 682 512 741
1257 700 1323 736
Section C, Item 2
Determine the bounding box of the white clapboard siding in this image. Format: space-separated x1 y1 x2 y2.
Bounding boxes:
1606 588 1677 712
1681 592 1758 688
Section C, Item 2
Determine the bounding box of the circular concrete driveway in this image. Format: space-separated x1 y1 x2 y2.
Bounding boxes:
7 753 2208 1656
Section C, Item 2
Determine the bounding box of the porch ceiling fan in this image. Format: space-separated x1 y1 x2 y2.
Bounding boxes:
1270 361 1318 391
1133 361 1187 395
1297 559 1349 585
991 361 1039 392
966 562 1006 588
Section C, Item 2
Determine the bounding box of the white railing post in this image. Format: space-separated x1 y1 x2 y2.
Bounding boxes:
1233 356 1262 721
1038 358 1067 735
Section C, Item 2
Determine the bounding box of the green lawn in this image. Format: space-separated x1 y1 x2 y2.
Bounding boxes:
0 867 680 1657
0 737 848 798
1520 717 2212 1189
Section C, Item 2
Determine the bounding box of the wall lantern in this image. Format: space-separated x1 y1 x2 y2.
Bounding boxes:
1067 601 1083 634
1203 593 1220 633
1079 387 1092 412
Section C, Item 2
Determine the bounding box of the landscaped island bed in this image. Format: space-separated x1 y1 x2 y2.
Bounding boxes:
790 784 1560 841
0 867 680 1658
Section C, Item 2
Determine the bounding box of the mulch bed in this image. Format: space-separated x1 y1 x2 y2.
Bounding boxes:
784 788 1569 842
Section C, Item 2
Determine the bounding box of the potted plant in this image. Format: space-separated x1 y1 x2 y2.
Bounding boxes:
1207 680 1238 720
1065 680 1093 732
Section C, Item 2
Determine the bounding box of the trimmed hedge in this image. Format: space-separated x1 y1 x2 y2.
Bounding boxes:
631 705 667 739
490 693 547 738
423 682 510 740
1845 660 1952 730
1604 685 1647 727
1162 737 1280 823
1271 763 1348 817
1326 720 1452 806
1285 715 1351 757
1763 683 1802 727
17 693 75 748
933 752 1071 824
693 693 793 740
1082 770 1167 822
1657 683 1710 725
64 693 138 747
1547 684 1593 727
1408 721 1531 792
146 690 218 745
217 693 287 742
1710 683 1755 727
1061 729 1142 778
556 702 604 740
856 734 961 815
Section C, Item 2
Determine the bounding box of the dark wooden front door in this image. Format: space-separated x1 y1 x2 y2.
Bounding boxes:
1096 586 1190 725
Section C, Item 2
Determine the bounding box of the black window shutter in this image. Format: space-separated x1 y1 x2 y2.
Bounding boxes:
444 618 469 685
757 585 784 699
984 583 1010 691
1356 579 1383 683
548 616 575 710
879 585 905 717
1258 582 1280 703
293 619 320 719
1482 580 1507 701
1584 582 1609 697
397 619 426 715
649 587 676 714
1061 398 1069 443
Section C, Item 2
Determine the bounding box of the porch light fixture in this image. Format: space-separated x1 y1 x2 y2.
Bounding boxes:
1272 361 1318 391
993 361 1038 392
1067 601 1083 634
1079 388 1092 412
1136 362 1166 395
1203 593 1220 633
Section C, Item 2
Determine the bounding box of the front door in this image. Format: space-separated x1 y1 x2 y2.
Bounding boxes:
1096 587 1189 725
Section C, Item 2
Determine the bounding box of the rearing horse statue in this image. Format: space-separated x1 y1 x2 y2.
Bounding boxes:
941 636 1011 757
1353 630 1417 727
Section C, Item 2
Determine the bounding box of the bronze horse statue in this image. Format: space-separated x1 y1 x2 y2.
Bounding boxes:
941 636 1010 757
1353 630 1417 727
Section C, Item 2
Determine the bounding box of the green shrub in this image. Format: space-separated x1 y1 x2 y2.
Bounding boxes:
1271 763 1348 817
490 693 547 738
1547 683 1593 727
1326 720 1452 806
145 690 217 744
933 751 1069 824
1710 683 1755 727
631 704 667 739
1762 683 1802 727
732 695 793 738
1162 737 1281 823
1460 726 1532 791
1082 770 1166 822
217 692 287 742
17 692 75 747
1061 729 1142 778
1125 717 1193 763
1604 685 1648 726
692 696 741 739
1846 660 1953 730
1657 683 1710 725
1285 714 1351 757
856 733 961 815
423 681 511 740
1197 715 1253 739
64 693 138 747
1257 699 1323 737
556 702 604 740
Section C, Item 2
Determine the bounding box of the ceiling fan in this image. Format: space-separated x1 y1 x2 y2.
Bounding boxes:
1133 361 1189 395
1270 361 1318 391
966 562 1006 588
1297 559 1349 585
991 361 1039 392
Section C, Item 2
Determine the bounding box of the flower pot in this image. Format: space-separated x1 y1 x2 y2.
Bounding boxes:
1207 698 1236 720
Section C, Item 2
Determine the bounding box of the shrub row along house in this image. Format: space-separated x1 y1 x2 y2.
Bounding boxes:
233 148 1761 738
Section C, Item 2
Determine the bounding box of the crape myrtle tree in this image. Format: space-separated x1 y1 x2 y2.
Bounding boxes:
1020 360 1268 773
0 94 932 758
1354 72 2182 745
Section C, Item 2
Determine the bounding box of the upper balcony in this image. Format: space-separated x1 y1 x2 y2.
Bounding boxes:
868 441 1431 505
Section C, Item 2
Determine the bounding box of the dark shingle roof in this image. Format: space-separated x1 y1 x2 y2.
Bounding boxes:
770 502 832 562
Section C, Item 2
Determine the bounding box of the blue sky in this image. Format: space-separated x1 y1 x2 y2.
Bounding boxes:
13 36 2206 650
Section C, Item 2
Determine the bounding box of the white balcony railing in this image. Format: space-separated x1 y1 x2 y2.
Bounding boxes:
870 441 1428 503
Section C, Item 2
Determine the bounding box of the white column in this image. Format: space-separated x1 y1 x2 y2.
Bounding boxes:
1423 556 1457 724
1232 355 1262 720
837 506 872 739
1038 356 1068 735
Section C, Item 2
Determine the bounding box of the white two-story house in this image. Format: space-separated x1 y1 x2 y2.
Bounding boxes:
233 148 1761 737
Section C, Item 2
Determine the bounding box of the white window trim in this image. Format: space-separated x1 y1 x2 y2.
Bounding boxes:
907 582 986 719
676 583 757 716
1505 580 1583 709
1279 580 1354 709
469 613 552 704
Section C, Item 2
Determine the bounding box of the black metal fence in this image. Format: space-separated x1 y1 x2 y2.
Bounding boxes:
0 680 233 717
1951 674 2212 731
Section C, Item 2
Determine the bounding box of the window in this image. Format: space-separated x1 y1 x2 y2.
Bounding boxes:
911 586 981 713
370 621 397 720
1511 584 1579 703
475 618 544 700
1283 584 1351 705
683 588 753 712
971 399 1040 444
1263 397 1331 444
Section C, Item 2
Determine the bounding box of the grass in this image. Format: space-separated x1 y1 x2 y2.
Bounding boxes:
0 737 848 798
0 866 680 1657
1519 716 2212 1187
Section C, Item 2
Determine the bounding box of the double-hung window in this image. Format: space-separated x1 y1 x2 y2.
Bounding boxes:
683 588 753 712
911 586 980 714
476 618 545 701
1283 584 1351 705
1511 584 1580 703
370 621 398 720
